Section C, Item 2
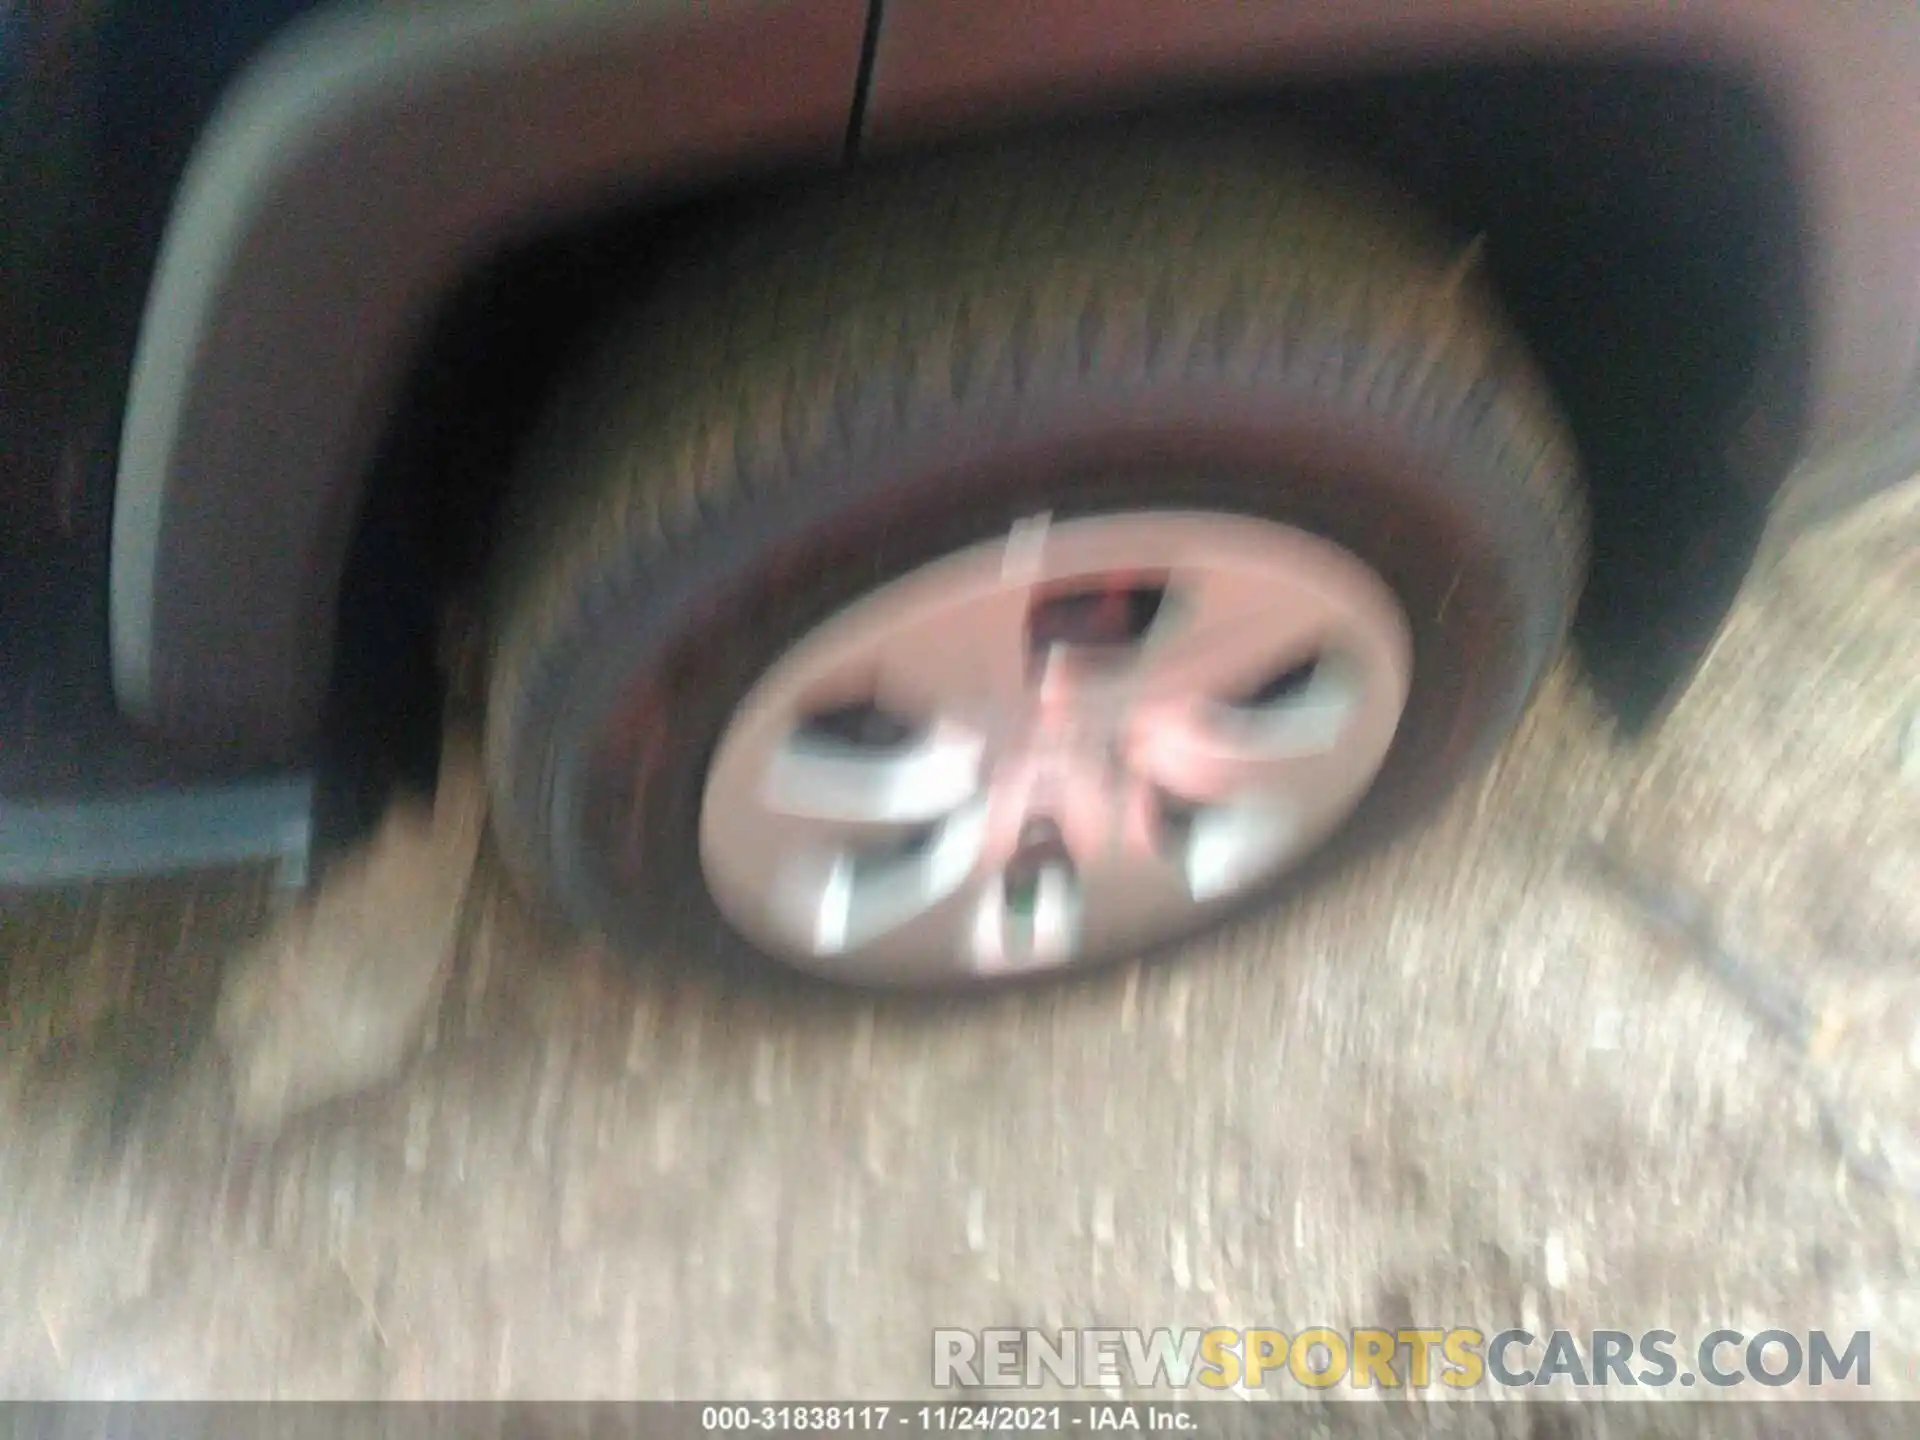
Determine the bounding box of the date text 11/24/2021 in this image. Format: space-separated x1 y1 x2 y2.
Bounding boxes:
700 1404 1197 1432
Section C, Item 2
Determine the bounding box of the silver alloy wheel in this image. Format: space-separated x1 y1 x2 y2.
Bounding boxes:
697 511 1413 983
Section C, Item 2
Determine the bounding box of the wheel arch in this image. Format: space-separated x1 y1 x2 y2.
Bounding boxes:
117 0 1917 761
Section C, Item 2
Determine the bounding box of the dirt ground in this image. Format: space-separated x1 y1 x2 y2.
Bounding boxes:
0 484 1915 1415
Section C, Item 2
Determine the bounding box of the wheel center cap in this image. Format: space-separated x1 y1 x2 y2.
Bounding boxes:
1022 691 1120 775
1026 650 1124 751
991 683 1135 865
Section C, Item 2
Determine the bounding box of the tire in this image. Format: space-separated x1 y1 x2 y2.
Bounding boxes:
484 128 1587 990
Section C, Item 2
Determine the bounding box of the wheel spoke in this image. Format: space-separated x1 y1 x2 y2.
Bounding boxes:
969 854 1082 975
699 718 993 961
1134 560 1340 704
1068 785 1205 960
1127 667 1375 807
745 793 1004 966
761 718 986 829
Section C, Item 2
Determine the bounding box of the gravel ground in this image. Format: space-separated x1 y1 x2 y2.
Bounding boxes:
0 486 1914 1419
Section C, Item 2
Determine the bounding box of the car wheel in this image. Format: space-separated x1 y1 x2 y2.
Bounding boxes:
484 131 1587 989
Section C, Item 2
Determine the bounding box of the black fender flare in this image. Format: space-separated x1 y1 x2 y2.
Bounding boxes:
111 0 870 753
